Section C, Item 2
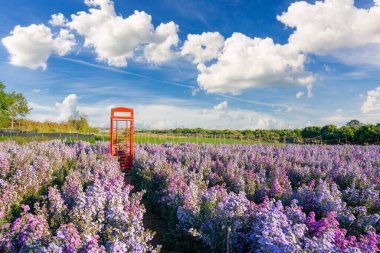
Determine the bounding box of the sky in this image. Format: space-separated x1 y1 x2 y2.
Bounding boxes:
0 0 379 129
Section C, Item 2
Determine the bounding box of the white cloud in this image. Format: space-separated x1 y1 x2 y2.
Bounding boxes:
49 13 68 26
361 87 380 114
54 29 76 55
68 0 178 67
135 104 287 130
277 0 380 54
68 2 152 67
143 21 179 64
4 0 380 101
296 91 304 98
196 33 314 94
29 97 288 129
322 114 347 124
213 101 228 111
181 32 224 64
55 94 80 121
1 24 75 69
331 44 380 67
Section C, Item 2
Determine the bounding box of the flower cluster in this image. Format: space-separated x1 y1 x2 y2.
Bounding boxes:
134 143 380 252
0 140 158 252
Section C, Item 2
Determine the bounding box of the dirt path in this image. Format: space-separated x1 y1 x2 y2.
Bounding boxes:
125 172 173 252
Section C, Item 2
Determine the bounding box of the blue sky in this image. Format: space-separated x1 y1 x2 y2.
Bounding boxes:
0 0 379 129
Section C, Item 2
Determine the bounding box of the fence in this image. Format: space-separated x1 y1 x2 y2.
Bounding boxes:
130 132 350 145
0 130 353 145
0 130 94 139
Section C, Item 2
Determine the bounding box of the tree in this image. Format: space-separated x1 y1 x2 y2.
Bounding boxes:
354 124 380 144
8 91 32 129
346 119 363 129
68 114 91 133
301 126 322 138
337 126 355 143
321 125 339 143
0 83 11 128
0 82 32 129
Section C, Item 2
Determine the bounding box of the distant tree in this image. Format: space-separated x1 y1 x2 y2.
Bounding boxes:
346 119 363 128
8 91 32 129
301 126 322 139
354 124 380 144
68 114 91 133
0 82 31 129
0 83 10 128
321 125 339 143
337 126 355 143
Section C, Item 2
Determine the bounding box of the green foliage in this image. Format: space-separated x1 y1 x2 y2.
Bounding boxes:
0 82 32 128
301 126 322 138
346 119 363 129
337 126 355 143
354 124 380 144
8 91 31 118
142 120 379 145
67 114 97 133
0 83 11 127
16 119 97 134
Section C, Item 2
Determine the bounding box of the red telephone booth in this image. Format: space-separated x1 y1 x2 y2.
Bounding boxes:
110 107 134 170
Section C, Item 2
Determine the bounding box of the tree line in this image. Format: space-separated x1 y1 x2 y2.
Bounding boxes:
144 120 380 145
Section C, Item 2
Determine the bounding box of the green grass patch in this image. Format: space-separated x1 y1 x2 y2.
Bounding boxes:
0 135 96 144
1 134 282 145
134 134 281 145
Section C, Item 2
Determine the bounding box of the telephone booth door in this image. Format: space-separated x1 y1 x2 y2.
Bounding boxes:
110 107 134 170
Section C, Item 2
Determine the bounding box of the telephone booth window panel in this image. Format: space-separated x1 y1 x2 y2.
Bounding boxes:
110 107 134 170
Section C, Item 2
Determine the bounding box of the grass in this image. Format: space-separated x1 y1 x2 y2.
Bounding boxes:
0 134 282 145
133 134 278 145
96 133 281 145
0 136 96 144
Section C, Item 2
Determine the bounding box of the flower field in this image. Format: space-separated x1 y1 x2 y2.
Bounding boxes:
133 143 380 252
0 141 157 252
1 140 379 253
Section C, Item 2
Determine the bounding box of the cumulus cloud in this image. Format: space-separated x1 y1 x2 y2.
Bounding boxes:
361 87 380 114
1 24 75 69
49 13 68 26
196 33 314 94
213 101 228 111
68 2 151 67
143 21 179 64
193 0 380 94
4 0 380 98
68 0 178 67
181 32 224 64
277 0 380 54
135 104 287 130
55 94 80 121
331 44 380 67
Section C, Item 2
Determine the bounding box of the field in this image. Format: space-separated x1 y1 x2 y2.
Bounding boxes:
0 140 157 252
133 143 380 252
0 140 379 252
0 133 278 145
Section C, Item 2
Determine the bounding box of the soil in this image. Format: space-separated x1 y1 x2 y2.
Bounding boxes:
124 172 175 253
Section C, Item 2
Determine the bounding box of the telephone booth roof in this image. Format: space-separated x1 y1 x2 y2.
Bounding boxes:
110 107 134 120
